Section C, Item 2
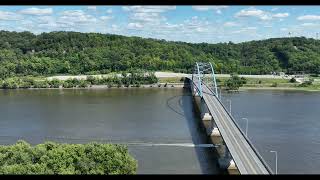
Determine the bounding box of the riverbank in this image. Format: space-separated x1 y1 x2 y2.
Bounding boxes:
0 83 188 90
240 86 320 92
2 72 320 92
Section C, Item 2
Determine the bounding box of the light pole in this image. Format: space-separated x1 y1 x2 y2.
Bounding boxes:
241 118 248 137
270 150 278 174
227 99 231 114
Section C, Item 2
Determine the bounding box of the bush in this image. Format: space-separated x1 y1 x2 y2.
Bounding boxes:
2 79 18 89
289 78 297 83
33 81 49 88
84 71 100 75
0 140 137 175
299 80 313 87
78 80 88 88
271 82 278 87
48 79 61 88
100 69 111 75
86 76 99 85
224 74 246 90
107 82 112 88
62 81 73 88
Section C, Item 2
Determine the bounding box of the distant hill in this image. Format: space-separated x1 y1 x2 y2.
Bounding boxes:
0 30 319 78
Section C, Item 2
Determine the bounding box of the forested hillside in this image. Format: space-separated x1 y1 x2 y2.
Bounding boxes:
0 30 319 78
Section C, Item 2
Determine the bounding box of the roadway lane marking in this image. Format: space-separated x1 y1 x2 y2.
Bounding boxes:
203 86 268 174
203 88 258 174
204 93 252 173
208 90 268 173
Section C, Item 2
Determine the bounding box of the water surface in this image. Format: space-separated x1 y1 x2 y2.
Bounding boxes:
0 88 221 174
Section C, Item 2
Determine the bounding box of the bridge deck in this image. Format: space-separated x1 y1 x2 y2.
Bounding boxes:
191 78 270 174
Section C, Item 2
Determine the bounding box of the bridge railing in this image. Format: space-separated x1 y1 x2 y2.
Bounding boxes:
202 82 274 174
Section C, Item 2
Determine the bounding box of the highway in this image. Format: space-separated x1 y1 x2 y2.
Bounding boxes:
192 78 271 174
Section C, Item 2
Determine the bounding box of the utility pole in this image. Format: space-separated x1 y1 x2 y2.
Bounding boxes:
270 150 278 174
241 118 249 137
227 99 231 114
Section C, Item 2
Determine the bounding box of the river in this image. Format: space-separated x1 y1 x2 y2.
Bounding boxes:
0 88 319 174
221 89 320 174
0 88 221 174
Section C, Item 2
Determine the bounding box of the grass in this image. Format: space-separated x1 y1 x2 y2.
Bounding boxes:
215 77 320 91
158 77 185 83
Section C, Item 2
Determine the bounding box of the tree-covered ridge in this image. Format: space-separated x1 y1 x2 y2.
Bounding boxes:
0 140 137 174
0 30 319 78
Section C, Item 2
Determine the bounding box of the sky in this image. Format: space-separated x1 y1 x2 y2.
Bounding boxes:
0 6 320 43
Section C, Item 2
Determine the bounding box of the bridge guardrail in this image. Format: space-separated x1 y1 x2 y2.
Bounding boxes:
201 82 274 174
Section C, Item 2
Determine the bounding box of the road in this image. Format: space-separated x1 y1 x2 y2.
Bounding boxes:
47 72 292 81
193 79 270 174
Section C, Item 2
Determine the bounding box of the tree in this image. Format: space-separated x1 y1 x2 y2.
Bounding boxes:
224 74 246 91
0 140 137 175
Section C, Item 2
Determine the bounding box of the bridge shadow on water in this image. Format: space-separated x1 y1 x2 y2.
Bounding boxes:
166 87 226 174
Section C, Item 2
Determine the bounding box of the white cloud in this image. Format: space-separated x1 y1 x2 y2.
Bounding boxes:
131 12 166 24
297 15 320 21
235 7 289 21
107 9 112 14
87 6 97 11
244 27 257 30
123 6 176 30
192 6 228 14
60 10 83 16
260 14 272 20
180 16 211 33
100 16 113 21
0 11 23 21
59 10 97 24
128 22 143 29
223 21 239 27
280 28 288 31
36 16 54 24
301 23 320 27
231 27 257 34
235 8 264 18
19 8 53 16
122 6 176 13
272 13 289 18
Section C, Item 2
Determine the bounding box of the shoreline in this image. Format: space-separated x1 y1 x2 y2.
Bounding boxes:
240 86 320 92
0 82 319 92
0 83 189 90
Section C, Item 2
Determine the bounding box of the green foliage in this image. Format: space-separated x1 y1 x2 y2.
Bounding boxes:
271 82 278 87
48 79 61 88
0 140 137 175
299 80 313 87
0 31 320 79
310 74 319 77
0 71 158 89
224 74 247 90
289 78 297 83
1 79 18 89
33 81 49 88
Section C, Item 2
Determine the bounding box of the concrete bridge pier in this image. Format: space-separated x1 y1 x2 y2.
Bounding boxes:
200 99 212 130
218 145 238 172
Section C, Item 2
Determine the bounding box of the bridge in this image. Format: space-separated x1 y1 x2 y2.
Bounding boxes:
188 62 273 175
